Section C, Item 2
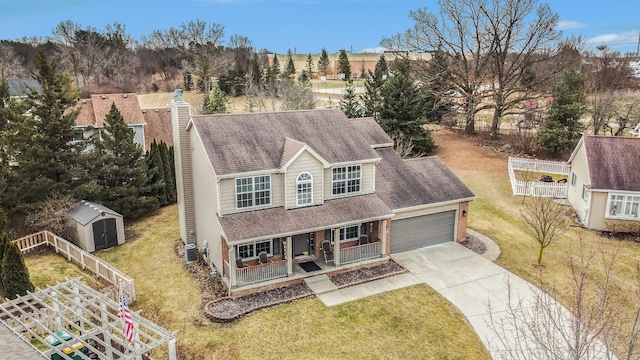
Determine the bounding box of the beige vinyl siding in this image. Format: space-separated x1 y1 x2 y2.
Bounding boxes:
587 191 609 231
285 150 324 208
393 202 459 220
219 173 283 215
324 162 375 199
171 102 194 243
190 128 223 267
567 142 590 224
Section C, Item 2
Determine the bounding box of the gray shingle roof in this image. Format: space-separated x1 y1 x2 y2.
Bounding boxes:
583 136 640 191
219 194 393 242
8 79 42 97
375 148 475 210
68 200 122 225
191 109 380 175
350 117 393 147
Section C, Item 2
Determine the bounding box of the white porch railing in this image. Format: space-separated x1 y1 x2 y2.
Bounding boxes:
509 156 570 175
12 231 136 302
508 157 569 198
227 259 288 286
340 241 382 265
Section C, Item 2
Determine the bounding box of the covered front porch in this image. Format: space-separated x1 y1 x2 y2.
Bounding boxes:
221 220 389 291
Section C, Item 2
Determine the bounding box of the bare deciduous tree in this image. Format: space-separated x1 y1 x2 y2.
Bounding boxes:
26 193 76 238
489 239 640 360
0 43 24 79
521 196 567 265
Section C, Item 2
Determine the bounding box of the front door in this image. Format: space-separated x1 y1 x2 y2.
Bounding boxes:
292 233 312 257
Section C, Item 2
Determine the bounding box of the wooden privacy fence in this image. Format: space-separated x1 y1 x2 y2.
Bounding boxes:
12 231 136 302
508 157 569 198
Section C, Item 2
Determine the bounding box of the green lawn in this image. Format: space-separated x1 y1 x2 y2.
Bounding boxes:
25 205 489 359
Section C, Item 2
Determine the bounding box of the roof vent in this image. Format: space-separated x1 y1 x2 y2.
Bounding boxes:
123 94 128 98
101 95 106 99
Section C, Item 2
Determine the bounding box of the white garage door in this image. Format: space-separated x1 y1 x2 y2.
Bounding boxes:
391 210 456 253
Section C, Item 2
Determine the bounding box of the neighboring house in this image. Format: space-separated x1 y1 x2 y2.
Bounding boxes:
75 93 173 152
170 90 475 294
68 200 126 252
567 135 640 230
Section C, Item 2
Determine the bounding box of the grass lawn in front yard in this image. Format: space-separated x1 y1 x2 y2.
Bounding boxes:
55 205 489 359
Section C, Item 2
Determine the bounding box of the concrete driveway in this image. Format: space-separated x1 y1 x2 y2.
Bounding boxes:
391 242 613 359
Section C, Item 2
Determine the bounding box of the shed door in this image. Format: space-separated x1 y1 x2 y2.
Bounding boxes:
93 218 118 250
391 211 456 253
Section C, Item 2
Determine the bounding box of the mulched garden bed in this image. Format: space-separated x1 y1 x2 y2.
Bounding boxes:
201 260 408 323
460 234 487 254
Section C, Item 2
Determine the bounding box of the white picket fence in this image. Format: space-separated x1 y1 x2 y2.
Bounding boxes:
508 157 570 198
12 231 136 302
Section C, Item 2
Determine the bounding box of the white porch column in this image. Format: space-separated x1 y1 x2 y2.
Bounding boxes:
286 236 293 275
380 220 387 255
333 228 340 265
229 246 237 287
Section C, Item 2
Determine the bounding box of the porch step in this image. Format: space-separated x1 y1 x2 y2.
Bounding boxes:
304 274 338 295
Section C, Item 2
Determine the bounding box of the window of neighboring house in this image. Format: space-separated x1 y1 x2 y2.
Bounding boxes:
332 165 361 195
73 129 84 142
236 240 272 260
296 172 313 206
236 175 271 209
570 172 577 188
607 194 640 219
582 184 589 202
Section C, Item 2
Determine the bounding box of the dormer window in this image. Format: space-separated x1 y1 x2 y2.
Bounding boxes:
296 172 313 206
332 165 361 195
236 175 271 209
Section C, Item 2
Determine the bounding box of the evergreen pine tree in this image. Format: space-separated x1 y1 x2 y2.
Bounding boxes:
363 54 388 120
12 50 83 210
305 53 315 79
206 82 228 114
160 142 177 204
379 58 436 156
359 60 366 80
183 69 193 91
284 49 296 79
317 48 330 76
537 70 586 155
1 78 28 210
337 49 351 80
250 54 262 85
271 54 281 77
340 79 364 118
146 140 168 206
2 241 34 300
85 103 159 218
0 224 9 298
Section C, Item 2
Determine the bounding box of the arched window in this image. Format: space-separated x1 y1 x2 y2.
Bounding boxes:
296 172 313 206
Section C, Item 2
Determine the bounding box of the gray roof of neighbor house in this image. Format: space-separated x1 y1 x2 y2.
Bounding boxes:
219 194 393 242
8 79 42 97
375 148 476 210
582 136 640 192
191 109 381 175
68 200 122 225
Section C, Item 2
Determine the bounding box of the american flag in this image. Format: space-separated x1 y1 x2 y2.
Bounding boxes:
118 291 135 342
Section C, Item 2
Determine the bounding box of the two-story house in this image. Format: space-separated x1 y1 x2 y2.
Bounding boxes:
171 90 475 294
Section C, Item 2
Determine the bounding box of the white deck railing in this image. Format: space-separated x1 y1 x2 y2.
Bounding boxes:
229 259 288 286
12 231 136 302
509 156 571 175
340 241 382 265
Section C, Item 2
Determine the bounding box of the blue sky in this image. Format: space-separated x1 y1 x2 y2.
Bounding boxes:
1 0 638 55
